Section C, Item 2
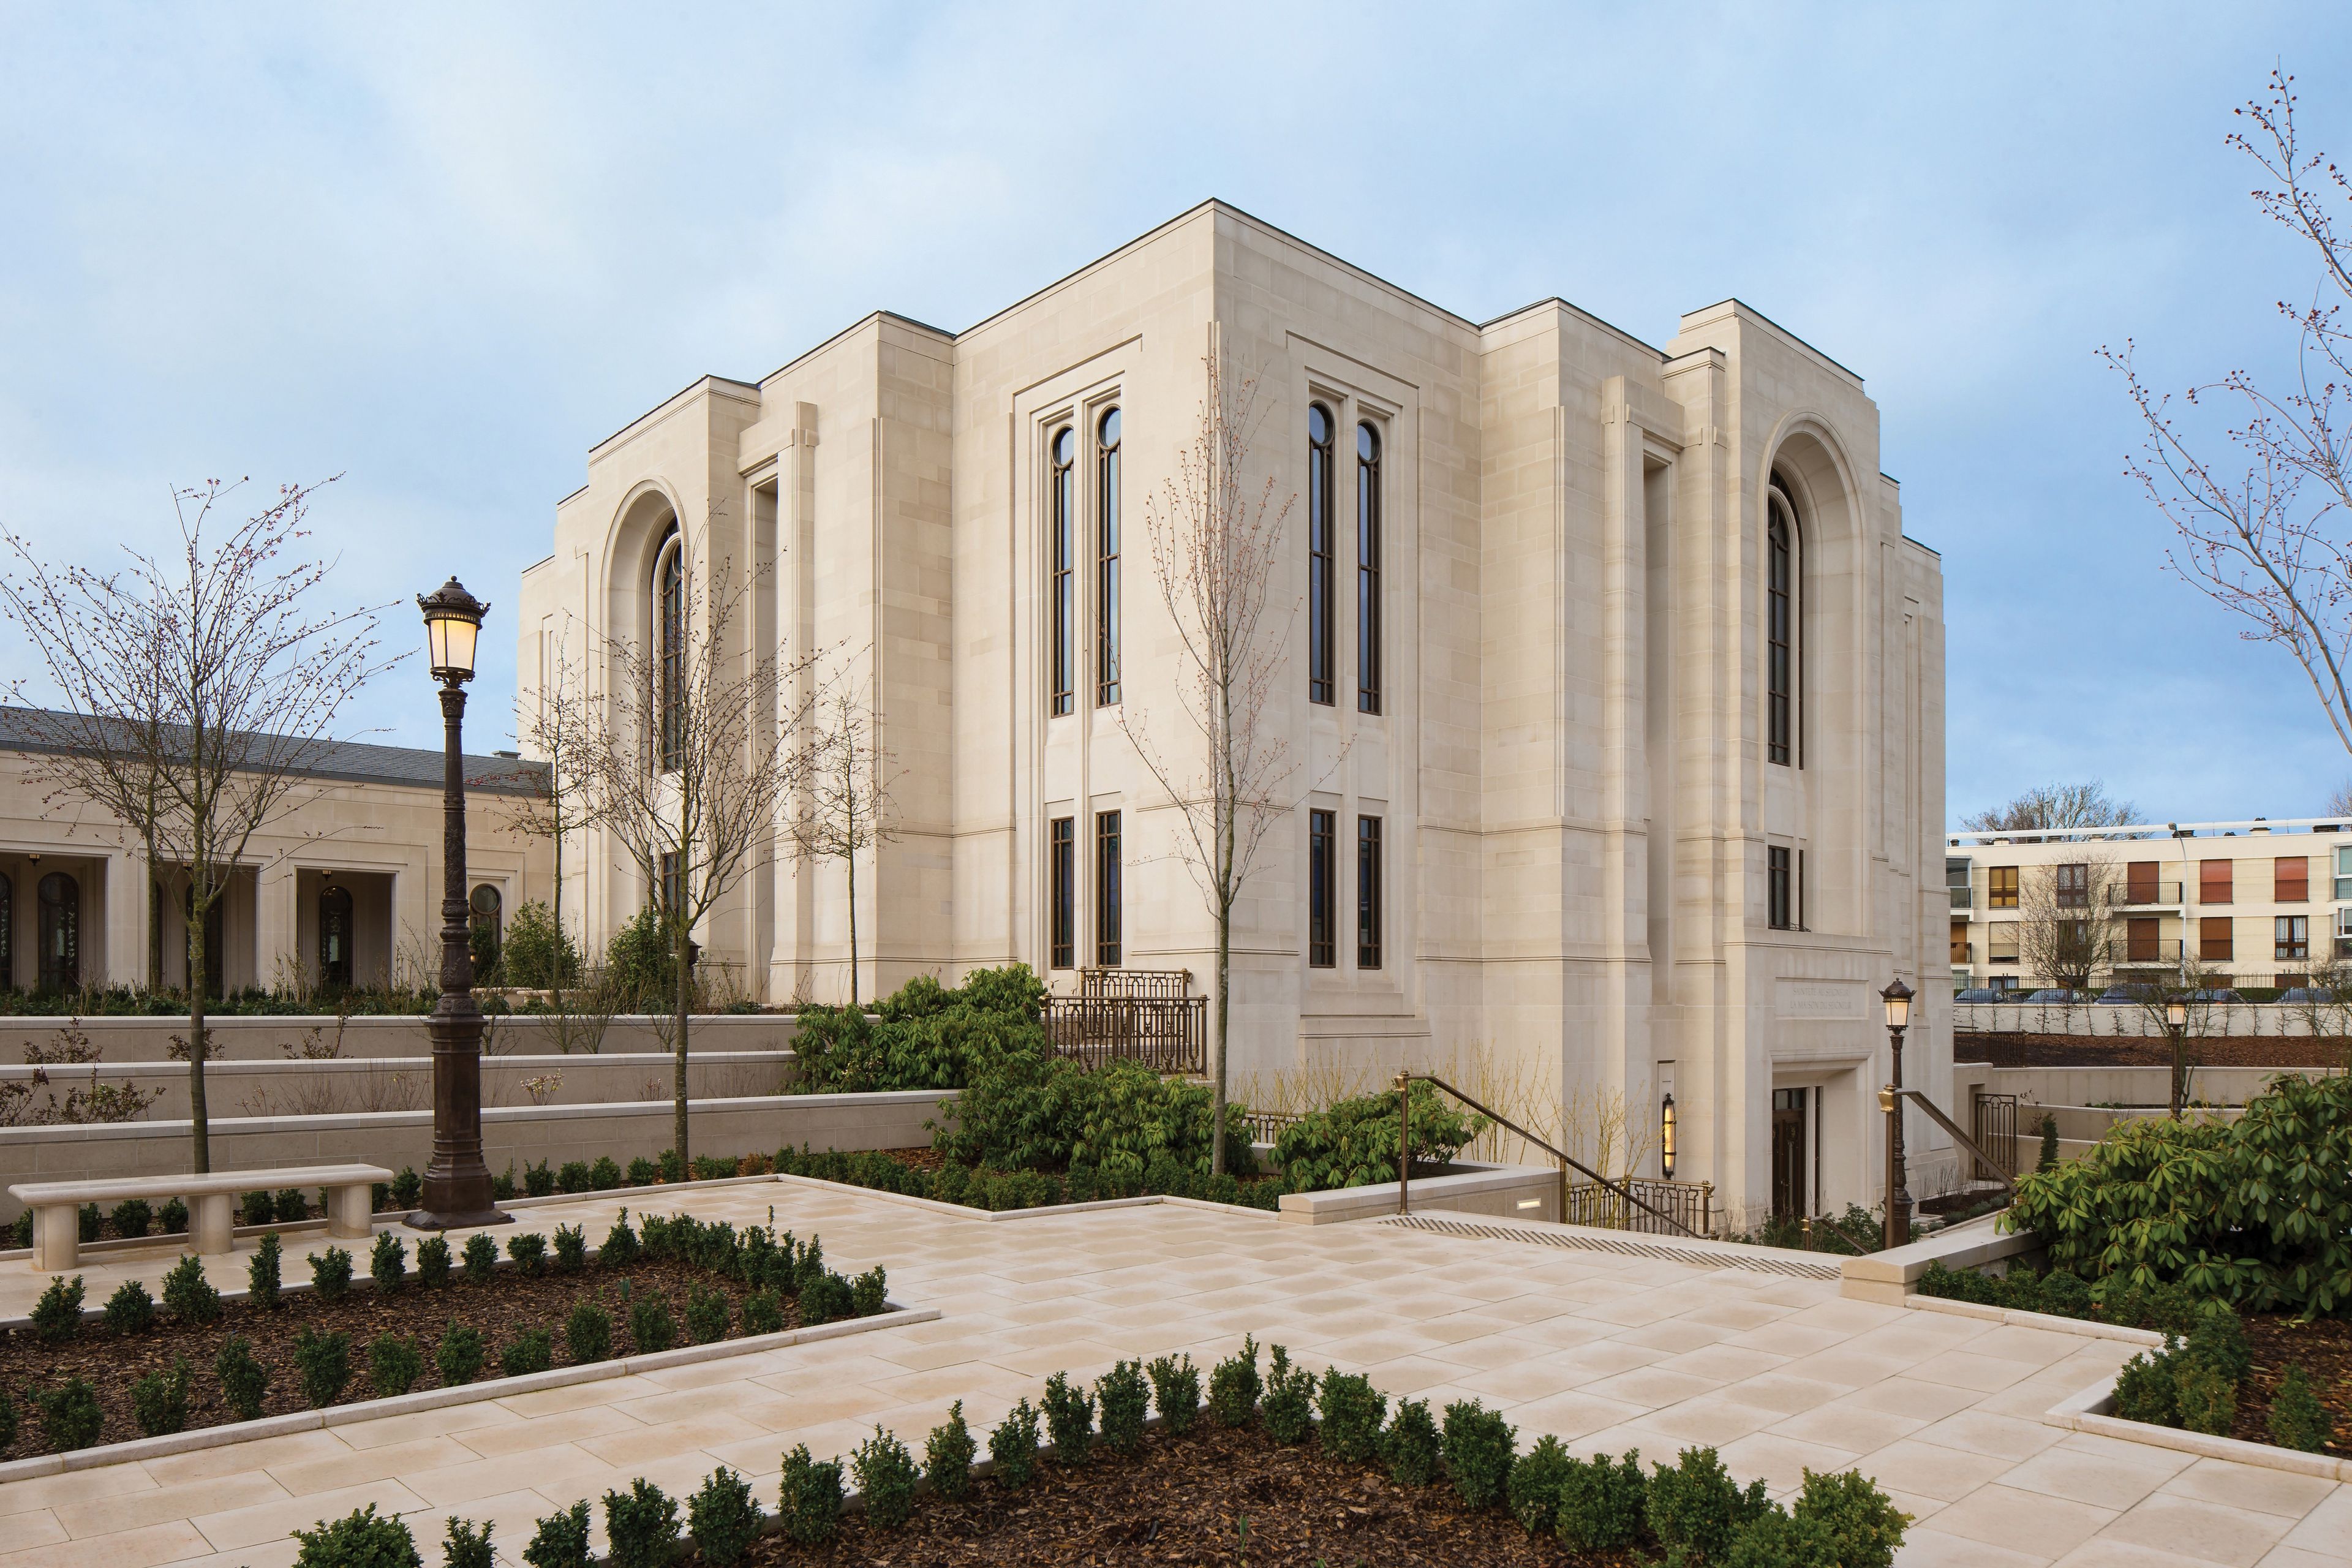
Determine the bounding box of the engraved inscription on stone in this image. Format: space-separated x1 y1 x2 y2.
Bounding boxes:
1780 980 1864 1020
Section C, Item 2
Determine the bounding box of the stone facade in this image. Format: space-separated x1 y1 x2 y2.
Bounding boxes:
520 202 1951 1224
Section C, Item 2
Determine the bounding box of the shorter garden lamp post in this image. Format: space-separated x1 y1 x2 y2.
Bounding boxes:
1659 1093 1676 1180
2166 993 2190 1120
409 578 511 1232
1880 976 1915 1251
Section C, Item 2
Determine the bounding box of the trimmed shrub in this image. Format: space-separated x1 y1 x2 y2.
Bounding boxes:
1791 1466 1910 1568
777 1443 843 1545
601 1477 680 1568
164 1253 223 1322
216 1335 268 1420
109 1197 153 1238
274 1188 309 1224
2114 1347 2182 1427
500 1329 554 1378
1096 1359 1150 1455
556 1161 592 1195
1042 1370 1096 1464
552 1223 587 1274
625 1156 658 1187
157 1197 188 1234
799 1271 854 1326
391 1167 422 1208
291 1504 420 1568
462 1232 497 1282
1440 1399 1517 1509
0 1388 15 1455
853 1264 889 1316
1508 1434 1576 1532
1648 1446 1770 1562
2271 1364 2336 1452
741 1288 785 1336
369 1333 424 1397
415 1235 451 1288
1384 1398 1443 1487
565 1299 613 1363
990 1398 1041 1489
1273 1079 1487 1193
293 1327 352 1408
131 1357 192 1437
437 1321 485 1387
630 1294 676 1354
77 1202 99 1242
601 1213 641 1265
38 1378 102 1450
1317 1370 1387 1463
441 1517 494 1568
30 1274 83 1343
1261 1344 1316 1445
685 1284 730 1344
521 1500 590 1568
524 1159 556 1198
1208 1334 1261 1427
506 1232 548 1276
925 1401 977 1499
853 1426 919 1529
371 1231 407 1294
241 1190 273 1226
2177 1357 2237 1436
1558 1450 1649 1552
491 1165 518 1202
102 1278 155 1335
589 1156 622 1190
308 1246 353 1303
1147 1353 1201 1436
250 1232 284 1307
687 1466 763 1566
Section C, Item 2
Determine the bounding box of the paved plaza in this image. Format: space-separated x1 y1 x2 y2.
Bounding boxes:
2 1182 2348 1567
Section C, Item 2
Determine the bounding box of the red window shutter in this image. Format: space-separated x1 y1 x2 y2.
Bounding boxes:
2201 860 2233 905
2277 857 2309 902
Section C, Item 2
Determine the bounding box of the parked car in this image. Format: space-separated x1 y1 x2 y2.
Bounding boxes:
2095 984 2158 1005
2184 988 2243 1005
2021 988 2092 1004
1953 988 2010 1003
2278 987 2338 1005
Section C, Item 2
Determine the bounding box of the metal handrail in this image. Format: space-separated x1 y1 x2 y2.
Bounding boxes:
1395 1071 1703 1239
1893 1088 2016 1197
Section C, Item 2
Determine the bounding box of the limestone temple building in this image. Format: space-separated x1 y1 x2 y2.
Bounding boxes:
518 202 1951 1223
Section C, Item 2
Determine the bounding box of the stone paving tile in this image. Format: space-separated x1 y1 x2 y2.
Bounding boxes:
49 1472 285 1544
262 1436 481 1499
1928 1482 2116 1559
194 1479 429 1554
1996 1442 2191 1513
2 1519 216 1568
2158 1456 2339 1521
0 1520 64 1559
2094 1493 2295 1566
1910 1407 2072 1463
2054 1540 2234 1568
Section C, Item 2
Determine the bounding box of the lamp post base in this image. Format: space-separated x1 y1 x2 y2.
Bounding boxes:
404 1206 515 1233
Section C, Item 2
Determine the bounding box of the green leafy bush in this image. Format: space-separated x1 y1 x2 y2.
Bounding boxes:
75 1202 99 1242
216 1335 268 1419
1147 1353 1201 1435
241 1190 274 1226
250 1232 284 1306
590 1156 623 1189
521 1501 590 1568
371 1231 407 1294
793 965 1044 1094
688 1466 763 1566
103 1278 155 1334
1317 1370 1386 1463
500 1329 554 1378
291 1504 420 1568
556 1161 592 1195
1790 1466 1909 1568
1440 1399 1517 1509
854 1426 919 1529
926 1401 977 1498
1261 1344 1316 1444
1273 1080 1487 1193
369 1333 423 1396
293 1327 352 1407
1209 1334 1261 1427
741 1287 784 1335
1095 1359 1149 1455
565 1299 612 1363
275 1189 309 1224
1383 1397 1442 1487
2177 1357 2238 1436
109 1197 152 1238
437 1321 485 1386
441 1517 494 1568
1558 1450 1648 1551
2271 1364 2335 1452
630 1293 676 1354
1042 1370 1095 1464
552 1224 587 1274
309 1246 353 1303
415 1236 450 1288
162 1254 222 1322
2114 1346 2183 1427
1508 1434 1575 1532
461 1233 497 1281
626 1156 658 1186
604 907 676 1011
684 1284 730 1344
391 1167 421 1208
502 901 580 989
777 1443 843 1544
506 1232 547 1276
159 1197 188 1234
990 1398 1041 1488
853 1264 889 1316
131 1357 192 1437
31 1274 83 1343
602 1477 679 1568
0 1388 15 1455
1648 1446 1770 1561
39 1378 102 1450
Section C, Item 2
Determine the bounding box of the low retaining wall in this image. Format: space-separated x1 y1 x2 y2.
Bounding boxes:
1954 1000 2349 1038
0 1051 793 1119
1959 1062 2321 1107
0 1012 804 1063
1278 1162 1561 1226
0 1089 951 1219
1838 1212 2043 1304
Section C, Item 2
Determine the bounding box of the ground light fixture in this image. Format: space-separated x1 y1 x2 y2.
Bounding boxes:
1659 1093 1676 1179
1880 974 1914 1250
408 577 509 1232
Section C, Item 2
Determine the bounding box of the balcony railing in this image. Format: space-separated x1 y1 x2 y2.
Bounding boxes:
2120 882 2185 907
1948 886 1974 911
2117 939 2185 966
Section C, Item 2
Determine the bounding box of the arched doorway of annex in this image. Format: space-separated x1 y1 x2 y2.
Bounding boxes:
1755 413 1869 935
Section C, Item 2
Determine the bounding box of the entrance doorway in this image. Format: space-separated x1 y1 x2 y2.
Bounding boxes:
1771 1088 1808 1219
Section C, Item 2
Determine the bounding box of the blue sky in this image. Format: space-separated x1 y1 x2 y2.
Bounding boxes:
2 3 2348 823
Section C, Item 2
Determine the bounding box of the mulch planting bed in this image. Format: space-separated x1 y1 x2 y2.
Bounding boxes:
744 1423 1615 1567
2236 1314 2352 1458
1961 1032 2347 1069
0 1255 805 1458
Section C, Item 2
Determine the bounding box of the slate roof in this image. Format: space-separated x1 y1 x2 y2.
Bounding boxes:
0 706 548 797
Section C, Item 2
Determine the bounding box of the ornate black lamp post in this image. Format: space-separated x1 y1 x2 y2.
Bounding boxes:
408 578 510 1231
2165 993 2190 1120
1879 976 1915 1250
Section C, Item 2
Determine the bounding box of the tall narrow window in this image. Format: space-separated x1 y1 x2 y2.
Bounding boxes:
1357 815 1383 968
1768 846 1793 930
2055 863 2089 908
1049 817 1075 969
1095 408 1121 707
0 870 12 989
1308 809 1336 967
1988 866 2019 909
2278 915 2310 962
1095 810 1122 965
654 526 685 772
1049 428 1075 716
1357 423 1382 714
1308 405 1335 705
660 851 681 918
318 884 353 989
1767 483 1796 766
470 884 503 978
36 872 78 993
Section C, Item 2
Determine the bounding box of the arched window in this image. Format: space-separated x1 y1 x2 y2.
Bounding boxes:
470 884 503 979
1308 404 1335 705
1767 477 1800 767
653 525 684 771
318 884 353 989
1357 421 1382 714
1096 407 1121 706
1050 426 1076 716
36 872 78 993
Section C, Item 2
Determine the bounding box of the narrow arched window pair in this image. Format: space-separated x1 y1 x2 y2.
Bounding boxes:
1046 409 1120 711
1766 476 1800 767
1306 405 1381 712
653 525 685 772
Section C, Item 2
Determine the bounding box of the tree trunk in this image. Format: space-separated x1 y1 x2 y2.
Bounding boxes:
187 893 211 1175
673 922 692 1170
1212 897 1231 1176
846 845 859 1008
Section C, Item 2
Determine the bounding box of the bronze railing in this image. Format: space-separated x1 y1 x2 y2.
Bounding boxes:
1563 1177 1714 1236
1042 975 1206 1074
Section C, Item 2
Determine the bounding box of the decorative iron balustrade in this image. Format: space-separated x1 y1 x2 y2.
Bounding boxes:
1042 970 1205 1074
1562 1177 1714 1237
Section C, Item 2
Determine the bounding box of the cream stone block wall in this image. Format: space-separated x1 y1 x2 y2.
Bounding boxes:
0 1011 798 1061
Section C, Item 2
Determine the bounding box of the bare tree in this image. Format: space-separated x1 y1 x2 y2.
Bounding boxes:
791 672 898 1006
539 538 813 1167
2111 70 2352 758
0 478 393 1172
2329 781 2352 818
1121 345 1300 1175
1961 781 2141 834
509 628 594 970
2016 857 2125 991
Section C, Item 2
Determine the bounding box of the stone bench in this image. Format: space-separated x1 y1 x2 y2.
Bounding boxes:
9 1164 394 1272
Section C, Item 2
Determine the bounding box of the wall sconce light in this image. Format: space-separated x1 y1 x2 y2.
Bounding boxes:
1660 1093 1676 1180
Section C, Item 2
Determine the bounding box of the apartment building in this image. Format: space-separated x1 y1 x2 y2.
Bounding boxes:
1947 816 2349 992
